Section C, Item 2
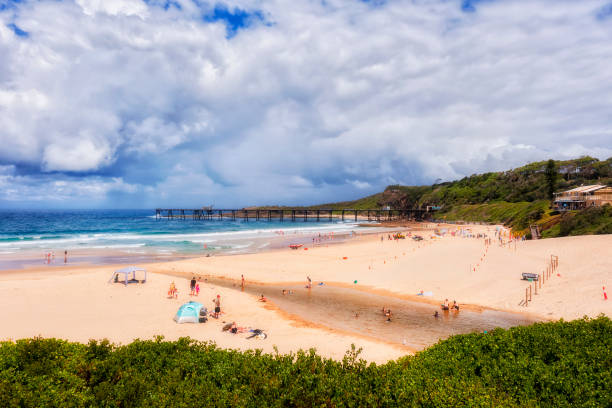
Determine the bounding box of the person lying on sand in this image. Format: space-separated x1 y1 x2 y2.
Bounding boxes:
247 329 267 339
230 322 249 334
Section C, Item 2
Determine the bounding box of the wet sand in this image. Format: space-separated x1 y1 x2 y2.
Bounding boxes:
205 277 536 350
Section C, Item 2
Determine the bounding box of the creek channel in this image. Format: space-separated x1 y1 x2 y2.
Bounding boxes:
204 277 538 351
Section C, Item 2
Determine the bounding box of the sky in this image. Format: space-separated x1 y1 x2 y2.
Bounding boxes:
1 0 611 209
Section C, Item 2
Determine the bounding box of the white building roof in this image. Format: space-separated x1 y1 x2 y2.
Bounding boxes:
561 185 606 194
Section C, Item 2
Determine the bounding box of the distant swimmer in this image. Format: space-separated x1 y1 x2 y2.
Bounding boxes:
433 311 439 318
452 300 460 311
258 294 268 302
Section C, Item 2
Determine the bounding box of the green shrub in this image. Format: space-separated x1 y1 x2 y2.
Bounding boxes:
551 205 612 237
0 317 610 407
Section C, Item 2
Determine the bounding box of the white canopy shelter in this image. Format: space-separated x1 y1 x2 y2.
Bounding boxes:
109 266 147 286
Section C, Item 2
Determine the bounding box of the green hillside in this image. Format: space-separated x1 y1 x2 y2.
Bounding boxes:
305 156 611 236
254 157 612 236
542 204 612 238
381 156 612 209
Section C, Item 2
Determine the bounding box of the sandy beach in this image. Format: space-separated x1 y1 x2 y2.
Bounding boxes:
1 224 609 363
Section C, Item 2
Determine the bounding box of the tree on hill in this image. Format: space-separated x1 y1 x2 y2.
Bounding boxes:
545 159 557 202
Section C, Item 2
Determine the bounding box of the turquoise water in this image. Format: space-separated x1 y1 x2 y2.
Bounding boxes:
0 210 363 257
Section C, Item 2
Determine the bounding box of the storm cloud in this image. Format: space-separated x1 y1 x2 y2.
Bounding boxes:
1 0 611 208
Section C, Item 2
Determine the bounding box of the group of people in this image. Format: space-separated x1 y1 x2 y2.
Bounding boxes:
189 276 200 296
43 250 69 264
168 277 220 319
440 299 460 312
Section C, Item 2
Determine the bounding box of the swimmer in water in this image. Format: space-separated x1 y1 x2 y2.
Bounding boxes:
433 311 439 318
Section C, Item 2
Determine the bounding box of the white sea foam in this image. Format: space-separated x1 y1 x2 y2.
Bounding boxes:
0 221 374 254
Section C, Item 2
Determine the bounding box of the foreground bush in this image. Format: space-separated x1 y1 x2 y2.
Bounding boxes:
1 316 610 407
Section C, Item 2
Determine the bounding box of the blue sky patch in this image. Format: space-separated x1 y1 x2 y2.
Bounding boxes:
204 4 265 37
7 22 28 37
360 0 386 7
0 0 26 13
141 0 182 11
596 2 612 20
461 0 496 13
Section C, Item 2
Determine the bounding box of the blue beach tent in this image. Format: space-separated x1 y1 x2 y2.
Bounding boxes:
174 301 205 324
108 266 147 286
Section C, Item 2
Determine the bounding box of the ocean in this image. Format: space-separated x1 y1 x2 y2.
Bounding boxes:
0 209 371 268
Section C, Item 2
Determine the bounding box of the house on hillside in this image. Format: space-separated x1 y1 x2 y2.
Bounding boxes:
553 185 612 211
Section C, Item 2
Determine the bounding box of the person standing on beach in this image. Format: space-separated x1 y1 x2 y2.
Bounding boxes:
64 250 68 264
241 274 245 290
190 276 196 296
212 295 221 318
306 276 312 289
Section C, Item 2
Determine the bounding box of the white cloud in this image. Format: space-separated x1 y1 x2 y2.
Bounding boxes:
0 0 611 207
75 0 149 17
0 173 138 204
42 137 115 172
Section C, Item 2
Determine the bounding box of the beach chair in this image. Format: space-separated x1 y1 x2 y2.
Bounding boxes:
199 307 208 323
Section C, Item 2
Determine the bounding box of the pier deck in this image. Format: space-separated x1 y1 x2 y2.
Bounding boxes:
155 208 433 222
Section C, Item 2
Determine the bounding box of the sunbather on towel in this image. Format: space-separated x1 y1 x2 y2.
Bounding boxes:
247 329 267 339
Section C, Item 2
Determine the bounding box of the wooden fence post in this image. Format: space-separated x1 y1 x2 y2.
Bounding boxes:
525 287 529 306
539 274 542 290
529 285 532 302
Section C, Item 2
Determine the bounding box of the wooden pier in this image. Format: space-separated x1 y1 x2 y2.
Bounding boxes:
154 208 433 222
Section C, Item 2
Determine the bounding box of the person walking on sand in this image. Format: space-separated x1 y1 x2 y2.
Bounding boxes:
195 283 200 296
64 250 68 264
212 295 221 318
241 274 245 290
168 282 177 299
306 276 312 289
190 276 196 296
